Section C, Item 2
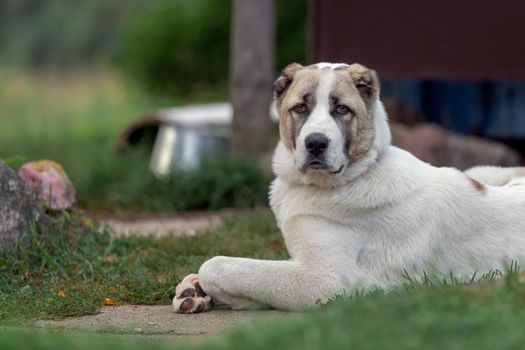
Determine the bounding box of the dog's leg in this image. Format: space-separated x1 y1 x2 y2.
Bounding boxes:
173 256 342 313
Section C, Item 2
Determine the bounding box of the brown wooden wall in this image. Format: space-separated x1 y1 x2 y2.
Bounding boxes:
310 0 525 80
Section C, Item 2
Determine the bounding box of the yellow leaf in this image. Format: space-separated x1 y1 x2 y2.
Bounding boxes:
103 298 120 306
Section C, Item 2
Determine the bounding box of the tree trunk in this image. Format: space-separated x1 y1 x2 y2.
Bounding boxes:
229 0 275 160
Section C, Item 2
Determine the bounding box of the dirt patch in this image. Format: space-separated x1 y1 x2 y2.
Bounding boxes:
88 210 235 237
35 305 288 340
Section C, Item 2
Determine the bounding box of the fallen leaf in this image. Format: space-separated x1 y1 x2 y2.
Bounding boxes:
58 290 66 298
103 298 120 306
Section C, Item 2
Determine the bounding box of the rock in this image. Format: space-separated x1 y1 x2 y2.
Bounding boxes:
0 160 48 243
18 160 76 210
392 122 522 170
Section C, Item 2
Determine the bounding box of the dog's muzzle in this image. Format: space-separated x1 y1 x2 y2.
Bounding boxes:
305 133 329 157
304 132 329 170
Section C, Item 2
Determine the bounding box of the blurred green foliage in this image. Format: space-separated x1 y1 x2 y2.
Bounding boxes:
0 0 147 67
76 147 271 212
2 155 28 170
0 70 269 212
116 0 232 96
275 0 309 70
116 0 308 96
0 0 303 212
0 0 307 95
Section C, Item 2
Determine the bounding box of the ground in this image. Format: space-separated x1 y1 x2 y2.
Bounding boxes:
36 306 286 342
2 209 525 350
91 210 225 237
30 212 287 343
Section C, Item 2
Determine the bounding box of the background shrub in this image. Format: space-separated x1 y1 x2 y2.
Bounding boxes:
0 0 307 96
0 0 146 68
116 0 307 97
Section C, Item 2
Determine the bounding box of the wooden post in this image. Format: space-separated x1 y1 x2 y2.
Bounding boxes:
229 0 275 160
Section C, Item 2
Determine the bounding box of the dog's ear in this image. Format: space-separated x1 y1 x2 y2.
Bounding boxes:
273 63 303 102
347 63 380 110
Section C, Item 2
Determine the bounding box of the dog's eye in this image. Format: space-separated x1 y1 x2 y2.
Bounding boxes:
292 103 307 114
335 105 350 116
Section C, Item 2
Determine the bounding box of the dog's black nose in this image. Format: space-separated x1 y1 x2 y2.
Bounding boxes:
305 133 329 156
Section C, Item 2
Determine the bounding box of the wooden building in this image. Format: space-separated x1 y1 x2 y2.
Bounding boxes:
310 0 525 151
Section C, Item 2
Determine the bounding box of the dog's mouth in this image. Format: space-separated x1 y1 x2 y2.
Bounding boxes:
307 160 328 170
303 160 345 175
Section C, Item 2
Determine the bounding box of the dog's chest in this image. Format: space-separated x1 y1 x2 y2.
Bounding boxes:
270 178 355 227
270 176 444 269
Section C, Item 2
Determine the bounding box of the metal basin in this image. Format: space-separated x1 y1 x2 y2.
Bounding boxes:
150 124 229 176
148 103 232 176
144 102 277 176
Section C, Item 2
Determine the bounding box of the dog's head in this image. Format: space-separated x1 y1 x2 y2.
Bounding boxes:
273 62 391 187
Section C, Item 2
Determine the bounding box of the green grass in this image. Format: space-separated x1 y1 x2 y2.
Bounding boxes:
2 288 525 350
71 151 270 211
193 276 525 350
0 69 267 212
0 209 284 321
3 210 525 348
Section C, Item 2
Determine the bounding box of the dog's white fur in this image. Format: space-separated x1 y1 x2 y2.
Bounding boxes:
175 63 525 312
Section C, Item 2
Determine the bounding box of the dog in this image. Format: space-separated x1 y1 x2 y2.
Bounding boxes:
173 62 525 313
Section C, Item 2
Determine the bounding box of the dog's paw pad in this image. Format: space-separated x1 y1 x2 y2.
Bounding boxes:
179 287 195 298
173 274 213 314
173 295 213 314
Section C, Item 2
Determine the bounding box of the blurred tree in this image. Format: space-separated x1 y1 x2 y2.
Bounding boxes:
116 0 307 97
230 0 275 160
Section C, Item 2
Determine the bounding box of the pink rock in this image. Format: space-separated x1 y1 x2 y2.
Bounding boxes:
18 160 76 210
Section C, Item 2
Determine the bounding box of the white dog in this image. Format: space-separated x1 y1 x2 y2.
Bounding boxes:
173 62 525 313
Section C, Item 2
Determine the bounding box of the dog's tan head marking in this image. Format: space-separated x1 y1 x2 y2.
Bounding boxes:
274 63 319 150
334 64 378 161
346 63 380 111
273 62 380 170
273 63 304 101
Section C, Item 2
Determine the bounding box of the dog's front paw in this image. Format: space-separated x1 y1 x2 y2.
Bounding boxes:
173 274 214 314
